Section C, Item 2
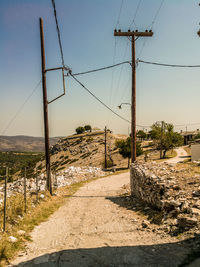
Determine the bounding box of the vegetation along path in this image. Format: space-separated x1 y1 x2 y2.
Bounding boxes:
11 172 193 266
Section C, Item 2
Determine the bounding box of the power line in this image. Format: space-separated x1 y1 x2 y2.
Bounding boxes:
174 123 200 127
138 59 200 68
116 0 124 28
129 0 142 29
70 73 131 124
51 0 69 69
107 38 118 126
113 41 129 107
1 80 41 135
149 0 165 29
66 61 131 77
70 73 150 128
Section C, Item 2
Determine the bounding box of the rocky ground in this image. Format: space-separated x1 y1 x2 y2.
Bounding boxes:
10 172 199 267
43 131 129 171
0 166 111 201
131 159 200 238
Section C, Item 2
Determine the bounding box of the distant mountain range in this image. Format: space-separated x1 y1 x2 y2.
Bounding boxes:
0 135 61 152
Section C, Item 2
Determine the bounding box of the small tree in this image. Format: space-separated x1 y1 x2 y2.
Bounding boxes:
75 126 85 134
150 122 184 158
84 125 92 132
116 137 143 168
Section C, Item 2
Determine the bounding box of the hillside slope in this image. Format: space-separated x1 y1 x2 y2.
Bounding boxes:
0 135 60 152
39 131 129 171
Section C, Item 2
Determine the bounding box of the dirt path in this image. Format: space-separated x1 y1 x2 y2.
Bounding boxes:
11 172 193 266
164 146 189 164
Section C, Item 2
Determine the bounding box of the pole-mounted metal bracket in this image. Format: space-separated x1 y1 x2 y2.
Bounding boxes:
45 67 66 104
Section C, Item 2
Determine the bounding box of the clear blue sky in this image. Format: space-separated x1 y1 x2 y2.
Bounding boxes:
1 0 200 137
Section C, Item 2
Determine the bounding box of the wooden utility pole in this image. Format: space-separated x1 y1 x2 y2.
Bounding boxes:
160 121 164 159
3 167 8 232
40 18 52 195
36 168 39 204
104 126 107 169
24 167 27 213
114 30 153 163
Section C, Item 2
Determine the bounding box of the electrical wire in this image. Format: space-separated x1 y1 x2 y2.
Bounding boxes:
51 0 70 70
70 73 131 124
138 60 200 68
129 0 142 29
174 123 200 127
115 0 124 28
149 0 165 29
112 41 130 108
70 73 151 128
1 80 41 135
67 61 131 77
107 38 118 126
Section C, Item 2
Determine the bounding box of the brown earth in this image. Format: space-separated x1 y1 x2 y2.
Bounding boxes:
10 172 196 267
38 131 130 172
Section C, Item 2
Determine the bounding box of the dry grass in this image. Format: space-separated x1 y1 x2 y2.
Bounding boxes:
0 180 91 266
0 170 129 266
147 149 177 161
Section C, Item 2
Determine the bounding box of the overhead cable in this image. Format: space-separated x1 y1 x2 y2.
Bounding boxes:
149 0 165 29
129 0 142 29
70 73 149 128
66 61 131 77
116 0 124 28
51 0 71 71
138 60 200 68
70 73 131 124
1 80 41 135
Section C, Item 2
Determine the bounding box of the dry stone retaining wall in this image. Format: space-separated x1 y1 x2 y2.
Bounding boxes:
130 163 167 210
130 162 200 230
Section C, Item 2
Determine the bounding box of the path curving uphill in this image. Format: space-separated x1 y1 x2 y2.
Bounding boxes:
164 146 189 164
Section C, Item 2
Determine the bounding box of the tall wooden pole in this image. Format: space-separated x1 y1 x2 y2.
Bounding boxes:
3 167 8 232
131 36 136 162
40 18 52 195
24 167 27 213
114 30 153 163
104 126 107 169
160 121 164 159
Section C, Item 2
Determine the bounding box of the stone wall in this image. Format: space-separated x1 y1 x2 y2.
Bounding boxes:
130 163 167 210
130 162 200 230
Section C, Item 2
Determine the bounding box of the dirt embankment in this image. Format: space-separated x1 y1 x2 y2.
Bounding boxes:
38 131 129 172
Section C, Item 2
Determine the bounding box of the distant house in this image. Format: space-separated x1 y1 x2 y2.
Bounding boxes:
181 129 200 145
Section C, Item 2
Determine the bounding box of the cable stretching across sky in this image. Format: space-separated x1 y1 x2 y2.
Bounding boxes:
1 80 42 135
138 60 200 68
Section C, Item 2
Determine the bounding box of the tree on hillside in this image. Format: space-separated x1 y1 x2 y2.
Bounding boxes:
75 126 85 134
116 137 143 168
84 125 92 132
150 121 184 158
137 130 147 141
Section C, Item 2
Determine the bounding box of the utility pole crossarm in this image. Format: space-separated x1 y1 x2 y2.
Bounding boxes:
114 30 153 37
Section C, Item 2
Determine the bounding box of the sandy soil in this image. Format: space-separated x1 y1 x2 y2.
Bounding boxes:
11 172 193 267
164 146 189 164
